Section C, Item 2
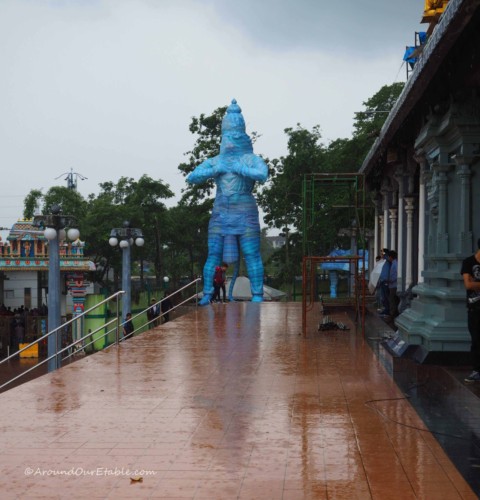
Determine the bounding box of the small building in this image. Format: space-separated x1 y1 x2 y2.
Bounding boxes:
0 218 95 314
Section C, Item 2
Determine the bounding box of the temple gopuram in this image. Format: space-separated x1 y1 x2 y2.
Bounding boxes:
0 218 95 313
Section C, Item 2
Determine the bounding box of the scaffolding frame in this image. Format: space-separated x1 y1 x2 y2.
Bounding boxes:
301 173 369 337
302 255 366 337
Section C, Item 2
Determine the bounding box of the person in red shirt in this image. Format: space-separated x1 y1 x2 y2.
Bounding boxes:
212 263 228 303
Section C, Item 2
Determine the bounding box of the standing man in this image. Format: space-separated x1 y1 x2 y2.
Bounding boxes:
461 238 480 383
388 250 399 318
378 248 391 316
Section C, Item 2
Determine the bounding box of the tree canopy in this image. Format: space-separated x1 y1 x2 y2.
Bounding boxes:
177 106 226 204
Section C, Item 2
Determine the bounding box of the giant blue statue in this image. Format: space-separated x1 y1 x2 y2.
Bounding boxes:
187 99 268 305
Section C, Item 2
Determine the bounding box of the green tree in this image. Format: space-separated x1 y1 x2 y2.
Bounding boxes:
352 82 405 156
178 106 227 204
82 176 174 289
23 186 87 222
259 125 325 294
260 83 406 262
260 125 324 232
162 202 211 282
82 192 127 287
23 189 43 219
324 137 367 172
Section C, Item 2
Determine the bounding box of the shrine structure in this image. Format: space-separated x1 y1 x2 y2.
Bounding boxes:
0 218 95 315
360 0 480 355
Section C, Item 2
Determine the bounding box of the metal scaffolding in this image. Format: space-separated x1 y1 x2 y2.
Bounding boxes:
301 173 369 337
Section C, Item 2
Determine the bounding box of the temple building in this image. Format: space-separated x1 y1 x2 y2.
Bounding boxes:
0 218 95 315
360 0 480 355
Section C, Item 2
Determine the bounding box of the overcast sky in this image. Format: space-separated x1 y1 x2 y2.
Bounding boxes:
0 0 423 234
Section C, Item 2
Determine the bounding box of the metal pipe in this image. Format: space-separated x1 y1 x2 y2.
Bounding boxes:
116 292 120 345
47 236 61 372
121 243 131 319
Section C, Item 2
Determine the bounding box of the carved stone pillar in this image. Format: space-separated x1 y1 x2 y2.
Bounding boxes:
455 156 473 254
378 215 384 250
417 159 428 283
425 167 437 259
404 197 415 288
433 162 450 257
394 168 405 290
389 208 398 251
380 179 392 249
382 194 389 249
371 194 382 258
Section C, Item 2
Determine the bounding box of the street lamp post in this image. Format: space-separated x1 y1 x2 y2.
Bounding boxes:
163 276 170 290
109 221 144 320
34 205 80 372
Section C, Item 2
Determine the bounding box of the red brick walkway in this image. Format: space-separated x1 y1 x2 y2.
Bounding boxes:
0 302 475 499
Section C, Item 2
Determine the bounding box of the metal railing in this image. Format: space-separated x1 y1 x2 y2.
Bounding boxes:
107 278 201 345
0 278 201 391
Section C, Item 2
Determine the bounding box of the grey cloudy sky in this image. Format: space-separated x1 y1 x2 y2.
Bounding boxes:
0 0 422 233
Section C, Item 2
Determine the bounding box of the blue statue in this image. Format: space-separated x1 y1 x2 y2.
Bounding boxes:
321 248 368 298
187 99 268 305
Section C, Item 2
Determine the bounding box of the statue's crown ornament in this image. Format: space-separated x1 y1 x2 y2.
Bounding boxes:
220 99 253 155
221 99 246 135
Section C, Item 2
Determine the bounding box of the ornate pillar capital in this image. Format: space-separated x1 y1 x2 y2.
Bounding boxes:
431 161 451 177
389 208 398 250
404 197 415 213
454 155 475 178
388 207 398 222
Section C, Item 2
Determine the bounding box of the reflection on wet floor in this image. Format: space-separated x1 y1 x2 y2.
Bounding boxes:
0 301 476 499
0 356 48 393
403 377 480 495
366 309 480 497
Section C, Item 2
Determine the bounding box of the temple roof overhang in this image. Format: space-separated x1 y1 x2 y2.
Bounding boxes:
360 0 480 177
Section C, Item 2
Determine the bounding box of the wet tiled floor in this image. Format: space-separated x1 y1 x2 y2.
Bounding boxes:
0 302 476 499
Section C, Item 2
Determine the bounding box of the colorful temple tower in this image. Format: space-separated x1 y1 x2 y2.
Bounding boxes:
0 218 95 316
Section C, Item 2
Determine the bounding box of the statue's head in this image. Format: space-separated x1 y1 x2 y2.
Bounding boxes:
220 99 253 155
